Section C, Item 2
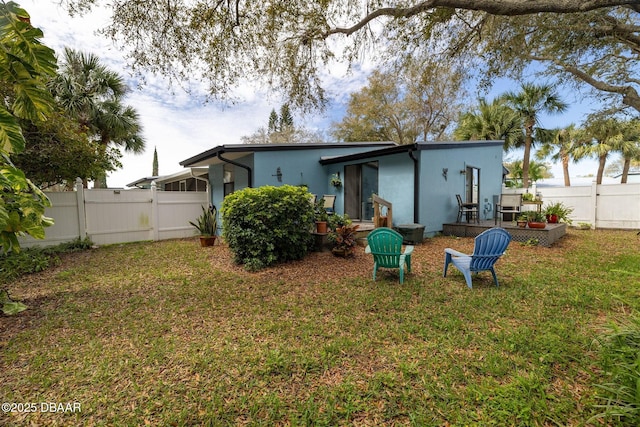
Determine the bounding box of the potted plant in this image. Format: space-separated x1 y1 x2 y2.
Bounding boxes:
522 192 534 202
524 211 546 229
329 223 360 257
328 213 351 231
543 202 574 224
516 215 528 228
314 198 329 233
189 205 218 246
330 173 342 188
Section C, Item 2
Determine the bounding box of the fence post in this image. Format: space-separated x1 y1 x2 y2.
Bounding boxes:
151 181 159 241
589 180 598 229
75 178 87 240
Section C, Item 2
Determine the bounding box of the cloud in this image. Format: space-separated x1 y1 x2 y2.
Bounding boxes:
24 0 602 186
24 0 331 187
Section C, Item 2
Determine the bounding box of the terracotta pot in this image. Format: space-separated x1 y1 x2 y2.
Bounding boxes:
315 221 328 234
199 236 217 247
546 214 558 224
527 221 546 229
517 220 527 228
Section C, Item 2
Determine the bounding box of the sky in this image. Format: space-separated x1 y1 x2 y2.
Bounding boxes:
24 0 604 188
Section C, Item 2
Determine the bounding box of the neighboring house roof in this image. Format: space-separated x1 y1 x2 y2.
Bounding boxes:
127 176 160 188
179 142 396 167
127 167 209 188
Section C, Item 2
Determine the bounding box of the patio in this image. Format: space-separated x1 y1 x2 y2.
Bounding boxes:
442 220 567 247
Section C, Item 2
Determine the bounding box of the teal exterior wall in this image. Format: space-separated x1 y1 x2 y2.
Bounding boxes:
203 141 503 239
417 142 503 235
320 152 416 224
208 146 380 214
376 153 415 225
208 155 253 210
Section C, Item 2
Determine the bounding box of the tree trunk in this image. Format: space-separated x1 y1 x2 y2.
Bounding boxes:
93 171 108 188
521 127 533 189
562 152 571 187
621 157 631 183
596 154 607 184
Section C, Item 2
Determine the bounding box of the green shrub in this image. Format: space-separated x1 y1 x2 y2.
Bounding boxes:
221 185 315 271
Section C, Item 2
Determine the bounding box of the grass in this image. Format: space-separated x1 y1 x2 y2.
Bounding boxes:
1 229 639 426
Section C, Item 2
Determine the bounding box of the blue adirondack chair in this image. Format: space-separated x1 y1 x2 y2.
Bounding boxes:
365 228 414 284
443 227 511 288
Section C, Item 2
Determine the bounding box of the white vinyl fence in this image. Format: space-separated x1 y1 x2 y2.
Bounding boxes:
503 182 640 230
17 179 639 249
18 179 209 248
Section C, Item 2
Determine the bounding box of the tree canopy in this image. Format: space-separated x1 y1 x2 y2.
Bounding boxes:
241 104 324 144
333 60 467 144
58 0 640 112
0 1 56 252
49 47 145 188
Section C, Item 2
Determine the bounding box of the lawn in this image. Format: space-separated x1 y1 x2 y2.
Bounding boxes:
1 229 639 426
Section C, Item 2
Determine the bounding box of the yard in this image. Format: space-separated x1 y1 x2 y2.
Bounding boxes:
1 229 639 426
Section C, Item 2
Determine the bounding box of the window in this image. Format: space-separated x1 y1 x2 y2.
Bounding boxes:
223 164 234 196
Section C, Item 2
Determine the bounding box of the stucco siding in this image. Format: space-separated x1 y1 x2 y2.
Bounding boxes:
418 143 503 235
377 153 415 225
255 150 328 194
209 154 253 209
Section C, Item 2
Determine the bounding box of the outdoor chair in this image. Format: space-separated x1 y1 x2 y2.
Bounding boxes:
322 194 336 215
365 228 414 284
495 194 522 225
443 227 511 288
456 194 479 223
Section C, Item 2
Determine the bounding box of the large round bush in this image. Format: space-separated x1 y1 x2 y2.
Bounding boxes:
221 185 315 271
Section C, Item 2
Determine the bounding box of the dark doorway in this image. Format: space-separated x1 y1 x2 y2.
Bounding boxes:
466 166 480 204
344 162 379 220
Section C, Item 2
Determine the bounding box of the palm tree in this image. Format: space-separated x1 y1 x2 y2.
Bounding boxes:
618 120 640 183
49 48 145 187
501 83 568 189
454 98 523 151
578 116 640 184
504 159 551 186
536 124 586 186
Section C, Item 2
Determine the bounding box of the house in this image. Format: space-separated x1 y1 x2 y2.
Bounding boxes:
180 141 504 237
127 167 209 192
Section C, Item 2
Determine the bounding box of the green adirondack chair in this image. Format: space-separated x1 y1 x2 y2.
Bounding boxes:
365 228 414 284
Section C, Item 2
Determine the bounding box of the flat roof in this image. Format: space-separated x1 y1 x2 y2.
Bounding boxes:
180 142 396 167
319 140 504 165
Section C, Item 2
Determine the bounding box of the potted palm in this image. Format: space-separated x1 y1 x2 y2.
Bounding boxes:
543 202 573 224
190 205 218 246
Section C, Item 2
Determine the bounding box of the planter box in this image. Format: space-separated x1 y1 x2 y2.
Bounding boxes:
394 223 425 244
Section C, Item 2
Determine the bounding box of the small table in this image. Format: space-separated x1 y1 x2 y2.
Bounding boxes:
522 200 543 213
